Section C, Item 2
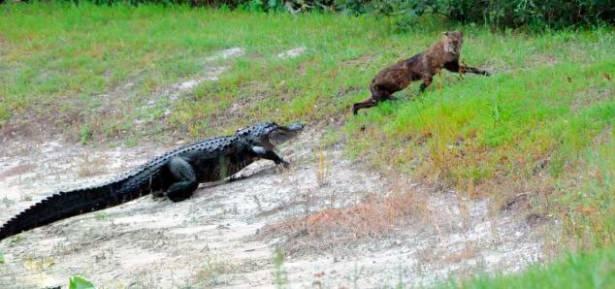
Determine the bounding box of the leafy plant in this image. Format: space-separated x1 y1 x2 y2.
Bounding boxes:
69 276 96 289
412 0 614 29
0 252 5 265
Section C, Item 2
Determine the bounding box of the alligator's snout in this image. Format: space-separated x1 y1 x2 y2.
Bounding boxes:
269 122 304 145
286 122 304 132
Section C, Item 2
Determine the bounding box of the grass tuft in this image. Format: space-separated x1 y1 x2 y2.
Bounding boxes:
438 245 615 289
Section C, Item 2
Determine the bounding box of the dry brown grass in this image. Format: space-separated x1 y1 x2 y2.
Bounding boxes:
259 191 429 255
0 164 35 182
76 156 109 178
442 242 479 264
315 147 330 187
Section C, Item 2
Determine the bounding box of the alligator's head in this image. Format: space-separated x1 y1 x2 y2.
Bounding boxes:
235 121 304 147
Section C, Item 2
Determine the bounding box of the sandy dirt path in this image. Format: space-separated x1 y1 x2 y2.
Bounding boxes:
0 127 546 289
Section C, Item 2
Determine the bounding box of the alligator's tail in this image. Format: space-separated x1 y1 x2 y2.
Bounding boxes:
0 179 144 241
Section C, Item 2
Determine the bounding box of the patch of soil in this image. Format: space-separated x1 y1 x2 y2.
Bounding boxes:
258 191 428 255
277 47 306 59
0 127 547 289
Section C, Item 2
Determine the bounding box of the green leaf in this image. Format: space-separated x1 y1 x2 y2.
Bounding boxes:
69 276 95 289
0 252 5 264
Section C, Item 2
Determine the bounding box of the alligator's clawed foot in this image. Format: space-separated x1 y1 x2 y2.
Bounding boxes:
229 174 248 182
273 161 290 173
152 192 166 200
280 160 291 168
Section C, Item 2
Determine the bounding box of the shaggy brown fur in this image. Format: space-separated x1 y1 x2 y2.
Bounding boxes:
352 31 490 115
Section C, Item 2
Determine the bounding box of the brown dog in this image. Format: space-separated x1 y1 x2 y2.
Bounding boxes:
352 31 490 115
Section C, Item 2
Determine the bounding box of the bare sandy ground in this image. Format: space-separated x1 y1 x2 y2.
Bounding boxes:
0 48 547 289
0 127 546 289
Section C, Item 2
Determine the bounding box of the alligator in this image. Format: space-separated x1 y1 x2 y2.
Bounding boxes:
0 121 304 242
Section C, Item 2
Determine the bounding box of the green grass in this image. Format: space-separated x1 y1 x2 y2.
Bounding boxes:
3 3 612 140
1 2 615 285
69 275 95 289
439 245 615 289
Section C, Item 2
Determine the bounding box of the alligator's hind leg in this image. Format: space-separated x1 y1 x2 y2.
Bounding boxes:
165 157 199 202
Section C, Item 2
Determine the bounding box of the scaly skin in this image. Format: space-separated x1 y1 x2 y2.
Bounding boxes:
0 121 304 242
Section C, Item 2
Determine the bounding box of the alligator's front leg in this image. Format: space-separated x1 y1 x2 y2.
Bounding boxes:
251 146 290 167
165 157 199 202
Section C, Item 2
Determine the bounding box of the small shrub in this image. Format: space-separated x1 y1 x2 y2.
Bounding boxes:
365 0 615 30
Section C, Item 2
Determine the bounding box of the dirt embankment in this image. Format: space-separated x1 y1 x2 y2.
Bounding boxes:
0 126 547 289
0 48 548 289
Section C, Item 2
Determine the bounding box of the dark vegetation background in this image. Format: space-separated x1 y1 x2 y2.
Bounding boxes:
14 0 614 29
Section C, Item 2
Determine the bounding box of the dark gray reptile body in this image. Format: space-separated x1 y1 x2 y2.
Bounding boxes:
0 121 303 241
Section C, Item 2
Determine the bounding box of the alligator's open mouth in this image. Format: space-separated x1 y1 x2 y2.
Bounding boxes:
268 122 304 146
